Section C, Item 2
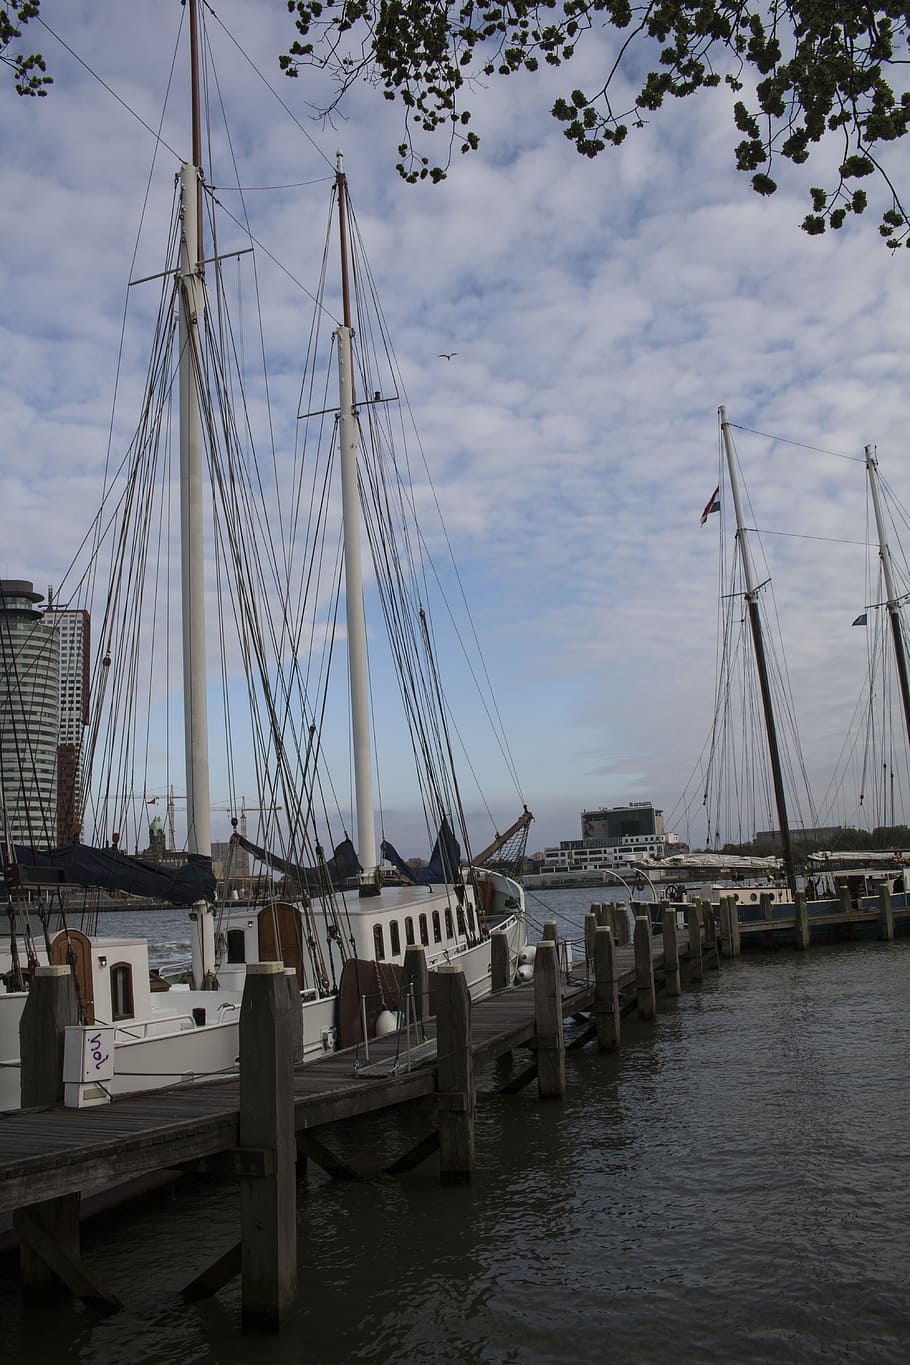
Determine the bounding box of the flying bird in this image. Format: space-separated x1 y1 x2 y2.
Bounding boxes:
438 352 458 360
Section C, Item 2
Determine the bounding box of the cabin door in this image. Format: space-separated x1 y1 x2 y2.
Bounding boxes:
50 928 95 1024
257 902 305 987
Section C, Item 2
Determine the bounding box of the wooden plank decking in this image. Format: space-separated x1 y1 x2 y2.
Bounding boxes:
0 928 696 1215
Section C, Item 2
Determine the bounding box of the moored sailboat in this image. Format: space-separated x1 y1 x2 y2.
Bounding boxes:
0 0 528 1107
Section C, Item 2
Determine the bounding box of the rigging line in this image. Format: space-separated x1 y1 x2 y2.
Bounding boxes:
210 178 333 191
728 423 866 463
744 528 873 547
201 0 336 171
205 186 340 322
35 13 184 163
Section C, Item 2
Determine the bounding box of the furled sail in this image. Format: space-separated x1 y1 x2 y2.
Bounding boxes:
381 817 461 886
6 843 215 905
229 831 361 891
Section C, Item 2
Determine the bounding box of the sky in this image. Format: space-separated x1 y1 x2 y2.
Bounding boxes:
2 2 910 860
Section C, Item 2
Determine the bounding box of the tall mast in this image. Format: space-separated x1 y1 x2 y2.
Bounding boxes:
865 444 910 749
181 0 214 982
335 154 377 889
719 407 798 899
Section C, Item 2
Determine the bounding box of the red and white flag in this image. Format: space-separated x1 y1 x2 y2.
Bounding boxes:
700 486 720 525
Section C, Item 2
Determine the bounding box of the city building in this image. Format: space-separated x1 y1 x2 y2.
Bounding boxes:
0 580 60 846
47 604 90 844
541 801 670 875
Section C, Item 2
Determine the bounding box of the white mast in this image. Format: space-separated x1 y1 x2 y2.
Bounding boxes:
335 154 377 886
182 0 215 984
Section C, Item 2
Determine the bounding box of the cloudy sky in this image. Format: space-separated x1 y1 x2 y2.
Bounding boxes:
2 1 910 858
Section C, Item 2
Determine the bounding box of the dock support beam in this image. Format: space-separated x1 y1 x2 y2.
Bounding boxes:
879 884 895 943
20 964 78 1108
239 962 297 1332
633 916 656 1019
686 906 704 982
402 945 430 1026
593 926 620 1050
436 964 475 1183
534 940 565 1098
490 930 511 991
795 892 810 951
661 908 681 997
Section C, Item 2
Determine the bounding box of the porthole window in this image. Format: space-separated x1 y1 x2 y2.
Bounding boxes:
419 914 429 946
390 921 401 956
432 911 442 944
444 908 454 939
373 924 385 960
405 917 415 946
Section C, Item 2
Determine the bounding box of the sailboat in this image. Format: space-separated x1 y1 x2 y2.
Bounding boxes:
0 0 528 1108
643 409 910 937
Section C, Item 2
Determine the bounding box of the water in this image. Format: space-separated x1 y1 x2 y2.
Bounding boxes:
3 887 909 1363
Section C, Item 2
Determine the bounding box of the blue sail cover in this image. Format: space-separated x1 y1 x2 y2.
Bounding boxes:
7 843 216 905
381 817 461 886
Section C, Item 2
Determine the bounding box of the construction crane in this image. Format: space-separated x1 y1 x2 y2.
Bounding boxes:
144 792 281 850
228 798 283 841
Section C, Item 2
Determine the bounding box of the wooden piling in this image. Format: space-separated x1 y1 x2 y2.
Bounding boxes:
490 930 511 992
239 962 297 1332
686 905 704 982
879 884 895 943
402 944 430 1024
20 964 79 1109
633 916 656 1019
533 940 565 1099
701 902 720 969
794 891 810 951
435 964 475 1182
584 910 597 970
284 968 304 1063
661 907 681 997
542 920 558 943
759 891 774 922
723 897 741 959
593 926 620 1050
839 884 852 916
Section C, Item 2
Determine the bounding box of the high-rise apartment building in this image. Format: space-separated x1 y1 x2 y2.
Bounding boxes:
48 605 90 844
0 580 60 846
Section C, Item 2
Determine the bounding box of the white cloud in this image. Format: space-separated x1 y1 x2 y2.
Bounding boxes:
2 2 909 855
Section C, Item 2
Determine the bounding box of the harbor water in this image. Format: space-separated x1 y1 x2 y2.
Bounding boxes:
3 886 909 1363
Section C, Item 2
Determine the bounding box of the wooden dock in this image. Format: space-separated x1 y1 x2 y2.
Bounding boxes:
0 907 717 1327
715 885 910 954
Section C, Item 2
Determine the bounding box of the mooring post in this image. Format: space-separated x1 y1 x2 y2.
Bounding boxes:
593 926 620 1050
435 963 475 1183
584 910 598 973
284 968 304 1063
542 920 558 943
759 890 774 924
239 962 297 1332
879 884 895 943
701 902 720 969
402 944 430 1025
534 939 565 1098
724 897 741 959
719 897 732 958
633 916 656 1019
490 929 511 991
661 907 681 997
839 884 852 916
20 964 79 1109
795 891 810 951
686 905 704 982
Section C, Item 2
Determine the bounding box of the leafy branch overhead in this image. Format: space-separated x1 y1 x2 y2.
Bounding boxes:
281 1 910 246
1 1 50 95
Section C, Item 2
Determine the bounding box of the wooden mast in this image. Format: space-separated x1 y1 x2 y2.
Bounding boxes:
865 444 910 751
719 407 798 900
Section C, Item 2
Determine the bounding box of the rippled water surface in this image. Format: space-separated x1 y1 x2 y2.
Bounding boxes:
3 889 909 1363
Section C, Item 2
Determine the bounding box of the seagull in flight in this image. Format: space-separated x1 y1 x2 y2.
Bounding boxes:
438 352 458 360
